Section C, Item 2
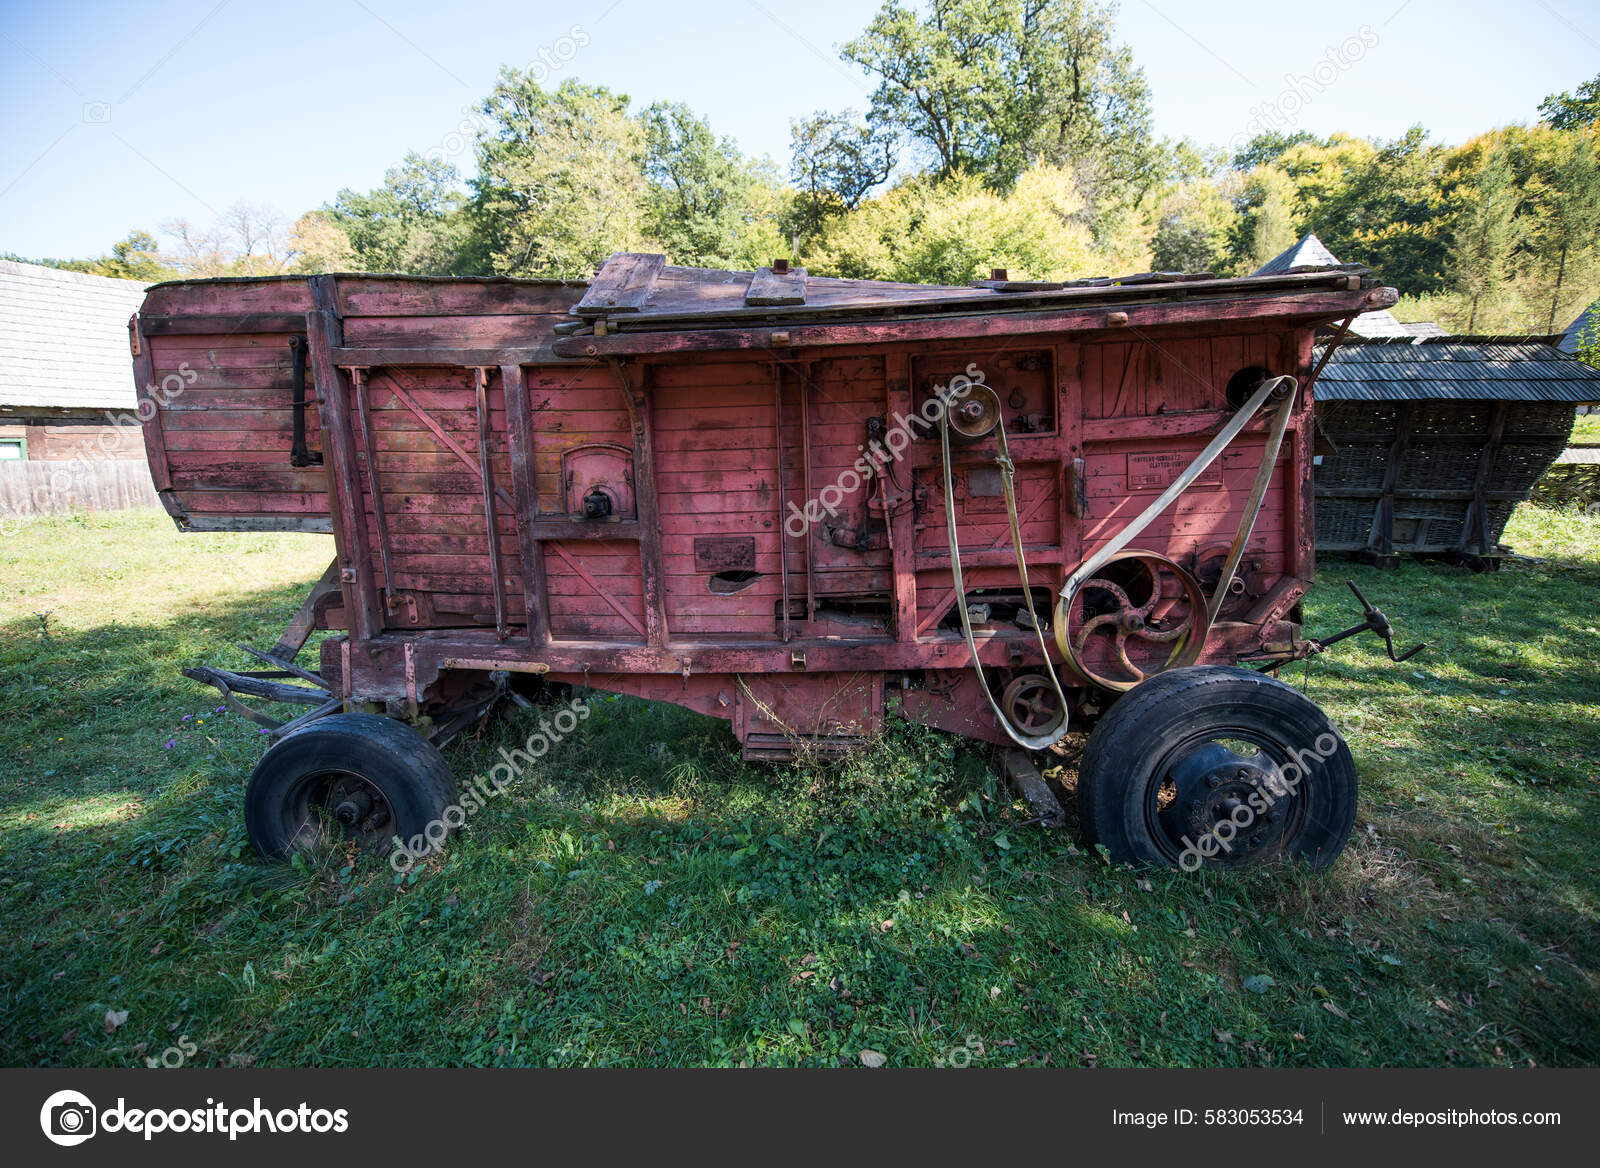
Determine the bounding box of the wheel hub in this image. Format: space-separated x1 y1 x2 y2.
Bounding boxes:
1162 743 1289 863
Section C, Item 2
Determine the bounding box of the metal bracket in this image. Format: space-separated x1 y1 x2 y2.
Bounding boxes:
287 335 323 468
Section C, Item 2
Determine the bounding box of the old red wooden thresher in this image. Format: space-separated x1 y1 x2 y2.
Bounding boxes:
131 255 1419 869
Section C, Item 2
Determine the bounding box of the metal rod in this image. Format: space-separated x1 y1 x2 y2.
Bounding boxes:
773 362 792 642
349 368 396 603
799 366 815 621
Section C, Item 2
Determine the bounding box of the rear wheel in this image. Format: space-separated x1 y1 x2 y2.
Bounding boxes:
244 714 456 860
1076 666 1356 870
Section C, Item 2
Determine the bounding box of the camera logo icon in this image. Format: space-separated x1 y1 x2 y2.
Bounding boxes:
82 102 112 123
40 1090 97 1147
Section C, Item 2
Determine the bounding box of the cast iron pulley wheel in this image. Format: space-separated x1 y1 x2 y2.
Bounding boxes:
947 383 1002 440
1076 666 1357 870
1058 550 1208 692
1000 672 1069 738
244 714 457 860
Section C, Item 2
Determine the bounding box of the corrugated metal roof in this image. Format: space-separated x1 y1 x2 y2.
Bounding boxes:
1314 338 1600 402
0 260 148 411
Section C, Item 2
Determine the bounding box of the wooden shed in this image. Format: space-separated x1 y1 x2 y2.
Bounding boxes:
1249 236 1600 563
1312 336 1600 563
0 260 157 522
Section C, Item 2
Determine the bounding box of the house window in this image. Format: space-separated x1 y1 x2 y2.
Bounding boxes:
0 438 25 460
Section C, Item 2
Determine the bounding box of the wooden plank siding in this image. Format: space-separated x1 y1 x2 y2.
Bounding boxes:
134 271 1335 726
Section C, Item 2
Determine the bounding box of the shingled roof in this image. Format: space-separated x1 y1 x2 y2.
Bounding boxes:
1559 300 1598 357
1314 337 1600 403
1253 233 1438 339
0 260 148 412
1252 232 1345 276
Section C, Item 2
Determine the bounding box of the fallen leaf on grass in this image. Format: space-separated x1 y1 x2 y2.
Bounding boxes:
103 1009 128 1034
1242 975 1276 995
1323 1001 1350 1020
859 1050 887 1068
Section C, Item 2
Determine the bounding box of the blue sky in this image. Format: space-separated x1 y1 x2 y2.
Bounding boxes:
2 0 1596 258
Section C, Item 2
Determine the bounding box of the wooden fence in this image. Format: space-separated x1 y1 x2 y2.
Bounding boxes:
0 459 158 526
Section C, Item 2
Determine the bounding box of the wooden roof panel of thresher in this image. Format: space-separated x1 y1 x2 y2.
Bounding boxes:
556 252 1387 352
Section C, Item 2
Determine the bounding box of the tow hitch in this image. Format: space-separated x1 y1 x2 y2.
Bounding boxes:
1252 581 1425 671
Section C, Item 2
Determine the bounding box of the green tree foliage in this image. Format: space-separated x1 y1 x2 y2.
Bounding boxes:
287 211 357 274
1539 73 1600 131
3 231 180 281
808 164 1106 284
1150 178 1235 273
1449 148 1522 331
641 101 787 268
1229 166 1299 274
34 10 1600 334
1533 133 1600 331
325 153 468 275
94 231 180 281
466 74 646 278
788 110 896 247
1302 127 1450 293
1230 130 1320 173
840 0 1158 204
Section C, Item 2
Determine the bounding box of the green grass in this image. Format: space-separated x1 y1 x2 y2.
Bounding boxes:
2 507 1597 1068
1570 413 1600 444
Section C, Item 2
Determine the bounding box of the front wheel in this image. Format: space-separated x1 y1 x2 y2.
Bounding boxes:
244 714 457 860
1076 666 1357 870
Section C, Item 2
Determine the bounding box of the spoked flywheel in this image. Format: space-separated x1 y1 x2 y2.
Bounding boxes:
1056 550 1208 692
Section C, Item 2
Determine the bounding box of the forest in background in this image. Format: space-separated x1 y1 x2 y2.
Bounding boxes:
10 0 1600 338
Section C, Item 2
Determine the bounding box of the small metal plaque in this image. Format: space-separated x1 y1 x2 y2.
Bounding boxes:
694 535 756 572
1127 451 1223 492
967 466 1005 497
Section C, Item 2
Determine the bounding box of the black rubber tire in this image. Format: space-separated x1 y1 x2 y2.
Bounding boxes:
244 714 457 860
1077 666 1357 870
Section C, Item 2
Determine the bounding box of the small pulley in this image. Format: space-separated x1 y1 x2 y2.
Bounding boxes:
947 384 1002 441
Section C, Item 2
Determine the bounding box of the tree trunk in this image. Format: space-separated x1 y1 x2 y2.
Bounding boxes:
1548 241 1569 334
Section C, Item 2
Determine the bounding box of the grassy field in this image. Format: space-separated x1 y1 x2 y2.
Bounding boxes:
2 506 1597 1068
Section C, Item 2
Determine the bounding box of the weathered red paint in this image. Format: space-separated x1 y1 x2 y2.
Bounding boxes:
134 264 1393 755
